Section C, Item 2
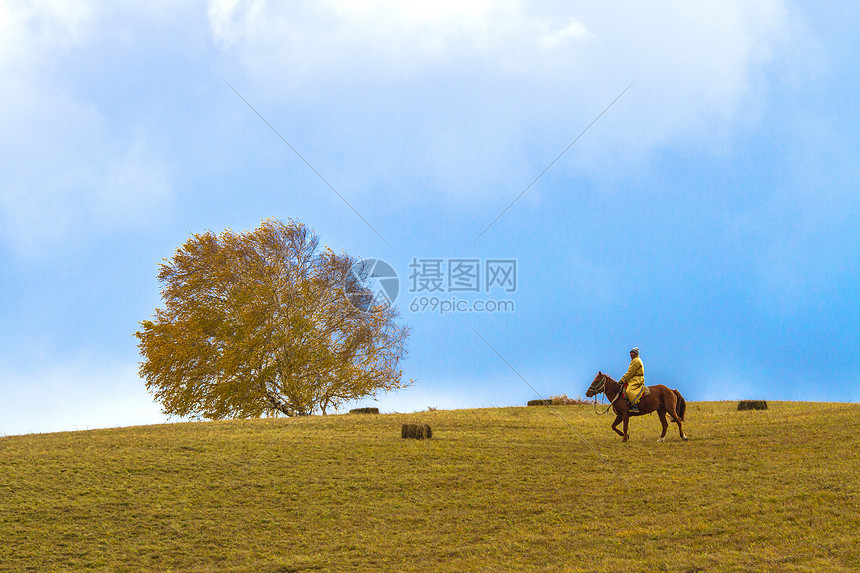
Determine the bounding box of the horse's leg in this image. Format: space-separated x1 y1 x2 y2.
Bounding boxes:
663 392 678 424
667 394 688 441
667 397 677 424
622 414 629 442
611 414 624 437
677 418 688 441
657 407 668 442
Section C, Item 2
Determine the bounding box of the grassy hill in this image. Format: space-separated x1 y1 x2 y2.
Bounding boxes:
1 402 858 572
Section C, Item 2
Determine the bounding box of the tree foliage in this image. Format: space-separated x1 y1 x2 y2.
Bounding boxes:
135 218 411 418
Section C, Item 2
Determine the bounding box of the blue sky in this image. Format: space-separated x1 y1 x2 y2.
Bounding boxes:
1 1 858 436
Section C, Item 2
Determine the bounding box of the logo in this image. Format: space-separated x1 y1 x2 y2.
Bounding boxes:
345 258 399 312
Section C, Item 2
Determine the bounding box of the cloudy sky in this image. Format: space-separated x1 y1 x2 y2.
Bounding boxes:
1 1 857 435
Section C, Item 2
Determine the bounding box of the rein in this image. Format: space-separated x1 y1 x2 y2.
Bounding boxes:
593 374 623 415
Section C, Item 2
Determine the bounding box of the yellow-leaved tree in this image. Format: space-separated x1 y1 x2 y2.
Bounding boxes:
134 218 411 418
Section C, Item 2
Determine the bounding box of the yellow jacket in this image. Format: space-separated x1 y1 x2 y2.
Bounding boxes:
620 356 645 404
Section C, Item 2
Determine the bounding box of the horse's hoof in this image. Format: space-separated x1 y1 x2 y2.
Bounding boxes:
682 435 689 441
656 437 664 443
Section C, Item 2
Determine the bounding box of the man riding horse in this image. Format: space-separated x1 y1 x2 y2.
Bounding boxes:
587 349 688 442
619 347 645 413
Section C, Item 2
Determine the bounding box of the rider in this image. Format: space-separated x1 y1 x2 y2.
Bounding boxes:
619 347 645 413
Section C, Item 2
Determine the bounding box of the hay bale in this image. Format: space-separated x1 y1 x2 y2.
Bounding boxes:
349 407 379 415
527 399 552 406
737 400 768 411
401 423 432 439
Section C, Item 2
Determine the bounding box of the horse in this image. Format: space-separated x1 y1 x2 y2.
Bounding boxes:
586 371 688 443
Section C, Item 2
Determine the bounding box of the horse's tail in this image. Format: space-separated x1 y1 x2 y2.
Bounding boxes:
673 389 687 422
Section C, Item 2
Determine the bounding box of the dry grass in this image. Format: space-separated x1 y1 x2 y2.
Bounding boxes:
1 402 858 572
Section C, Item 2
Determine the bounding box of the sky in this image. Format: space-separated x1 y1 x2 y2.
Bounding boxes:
1 0 858 436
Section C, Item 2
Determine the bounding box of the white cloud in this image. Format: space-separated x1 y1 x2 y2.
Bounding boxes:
0 0 173 256
207 0 798 201
538 18 595 49
1 128 172 254
0 358 168 437
208 0 596 77
0 0 94 74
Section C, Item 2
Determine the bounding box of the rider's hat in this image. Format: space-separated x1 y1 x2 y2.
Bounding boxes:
630 347 640 355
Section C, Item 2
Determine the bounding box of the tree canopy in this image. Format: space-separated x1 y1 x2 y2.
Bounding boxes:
135 218 411 418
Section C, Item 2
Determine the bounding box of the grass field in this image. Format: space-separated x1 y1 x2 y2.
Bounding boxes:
1 401 858 572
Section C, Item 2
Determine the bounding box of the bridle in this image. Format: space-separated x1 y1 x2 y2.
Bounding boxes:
592 373 623 415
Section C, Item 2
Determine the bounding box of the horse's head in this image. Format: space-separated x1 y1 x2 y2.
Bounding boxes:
586 371 606 397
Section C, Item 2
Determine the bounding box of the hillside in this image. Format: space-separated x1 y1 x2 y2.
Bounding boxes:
1 402 858 572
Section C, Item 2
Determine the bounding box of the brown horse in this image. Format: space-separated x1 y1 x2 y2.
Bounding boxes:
586 371 688 442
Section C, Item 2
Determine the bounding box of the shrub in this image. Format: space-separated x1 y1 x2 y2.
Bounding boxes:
527 399 552 406
550 394 592 406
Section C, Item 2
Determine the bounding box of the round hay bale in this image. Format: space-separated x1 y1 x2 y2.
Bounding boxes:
527 399 552 406
737 400 768 411
401 423 432 439
349 407 379 415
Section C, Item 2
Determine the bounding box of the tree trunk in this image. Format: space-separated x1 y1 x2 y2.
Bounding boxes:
264 387 302 417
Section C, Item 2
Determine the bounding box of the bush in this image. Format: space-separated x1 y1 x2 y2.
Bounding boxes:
737 400 768 411
350 407 379 415
550 394 592 406
527 396 592 406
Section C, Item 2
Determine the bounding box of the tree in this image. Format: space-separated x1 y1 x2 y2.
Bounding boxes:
134 218 411 419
